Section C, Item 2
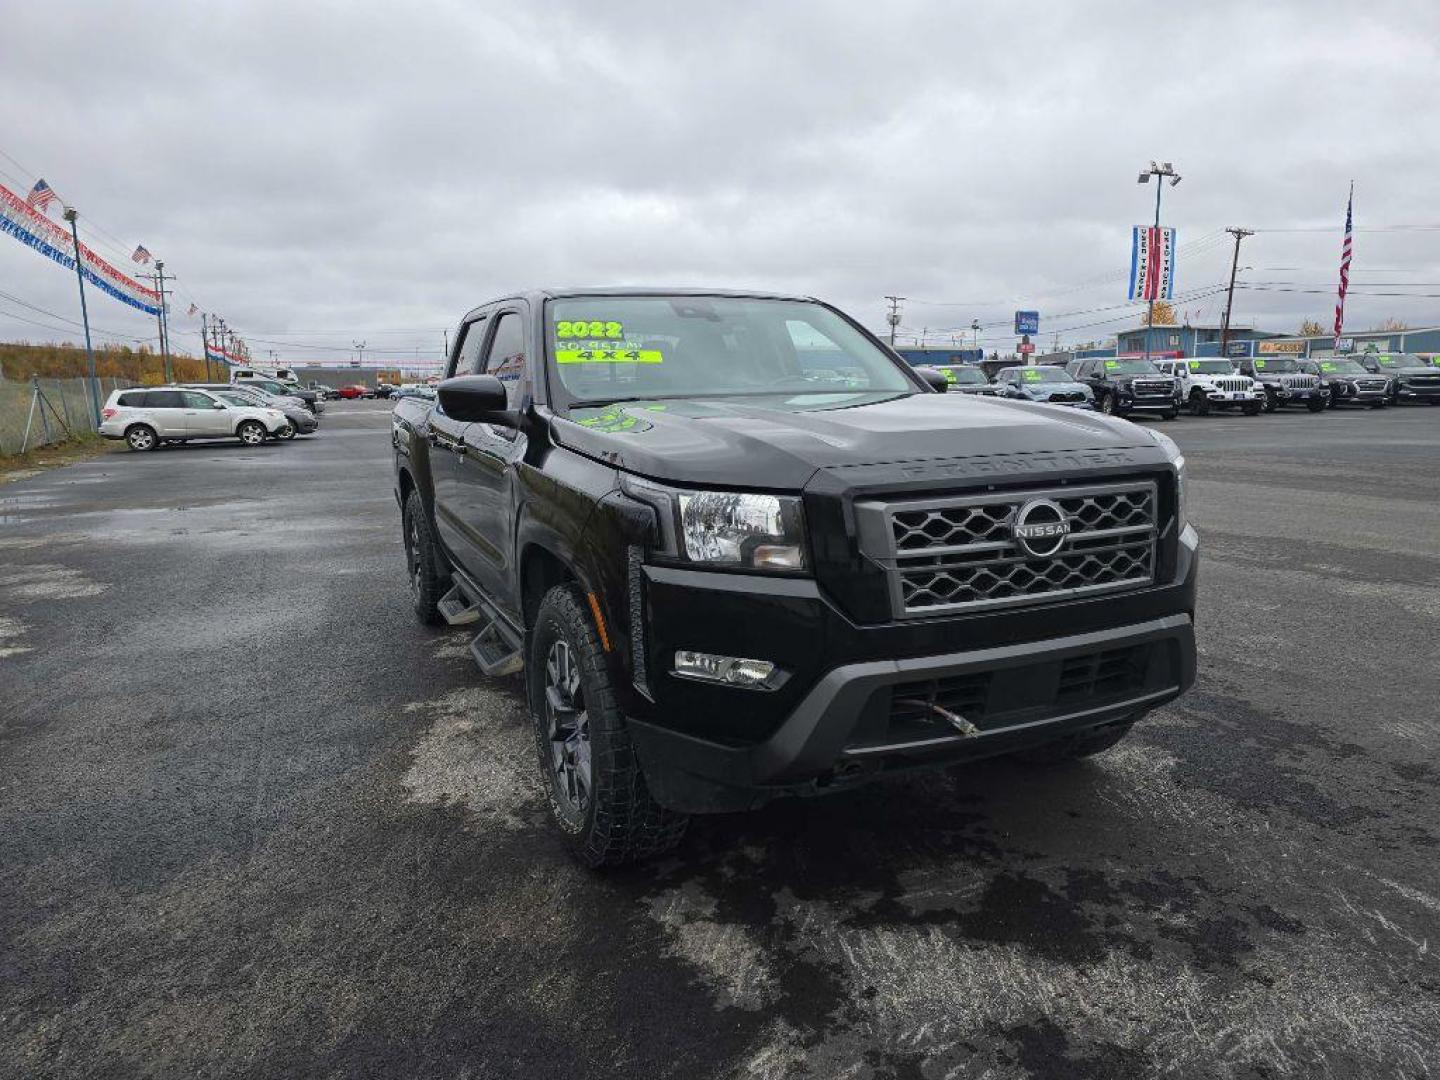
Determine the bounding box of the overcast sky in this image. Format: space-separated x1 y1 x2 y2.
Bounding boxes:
2 0 1437 366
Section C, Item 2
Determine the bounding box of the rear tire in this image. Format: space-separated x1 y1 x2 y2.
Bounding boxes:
402 489 447 626
125 424 157 452
529 584 687 867
1013 720 1135 765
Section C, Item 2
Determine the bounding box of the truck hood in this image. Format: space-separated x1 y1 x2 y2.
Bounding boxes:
553 391 1154 489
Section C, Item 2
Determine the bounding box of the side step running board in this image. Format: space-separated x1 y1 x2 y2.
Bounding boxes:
471 619 524 677
437 583 482 626
441 571 524 677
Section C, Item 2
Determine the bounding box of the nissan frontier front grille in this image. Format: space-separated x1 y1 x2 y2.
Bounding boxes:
860 480 1160 618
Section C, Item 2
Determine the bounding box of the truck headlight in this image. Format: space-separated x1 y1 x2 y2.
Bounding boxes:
621 477 807 572
1148 429 1186 530
678 491 806 570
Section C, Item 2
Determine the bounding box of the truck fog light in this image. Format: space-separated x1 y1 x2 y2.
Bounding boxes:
674 651 778 689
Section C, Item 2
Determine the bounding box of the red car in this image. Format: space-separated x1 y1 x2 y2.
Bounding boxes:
334 384 368 399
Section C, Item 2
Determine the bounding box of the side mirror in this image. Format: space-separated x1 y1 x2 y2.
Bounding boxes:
212 401 227 409
437 374 512 422
915 367 948 392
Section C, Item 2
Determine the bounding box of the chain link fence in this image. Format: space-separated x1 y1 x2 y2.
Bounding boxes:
0 371 140 456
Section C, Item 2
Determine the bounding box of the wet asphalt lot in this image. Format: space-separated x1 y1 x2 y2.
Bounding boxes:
2 400 1439 1079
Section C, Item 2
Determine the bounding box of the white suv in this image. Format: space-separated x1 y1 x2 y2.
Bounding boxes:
99 386 291 451
1155 358 1264 416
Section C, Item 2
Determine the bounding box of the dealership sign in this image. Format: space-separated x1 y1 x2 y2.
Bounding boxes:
1128 226 1176 301
1257 340 1306 354
1014 310 1039 335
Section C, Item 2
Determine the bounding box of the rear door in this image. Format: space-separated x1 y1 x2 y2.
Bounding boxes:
430 314 489 567
451 307 530 613
142 390 189 436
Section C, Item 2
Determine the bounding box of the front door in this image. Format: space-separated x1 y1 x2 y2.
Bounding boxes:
451 308 529 617
180 391 232 436
431 316 488 569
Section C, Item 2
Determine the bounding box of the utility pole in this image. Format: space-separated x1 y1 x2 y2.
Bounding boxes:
971 319 980 351
1136 161 1181 365
62 206 101 427
884 296 905 347
353 340 368 367
201 312 213 381
1219 227 1253 359
153 261 172 383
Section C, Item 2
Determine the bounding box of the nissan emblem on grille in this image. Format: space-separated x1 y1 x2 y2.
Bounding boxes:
1012 498 1071 558
859 479 1161 618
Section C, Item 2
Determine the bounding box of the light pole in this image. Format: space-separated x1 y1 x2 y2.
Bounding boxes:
62 207 101 426
1137 160 1181 365
970 319 980 351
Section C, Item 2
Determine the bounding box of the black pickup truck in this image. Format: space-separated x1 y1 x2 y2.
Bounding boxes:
392 288 1198 865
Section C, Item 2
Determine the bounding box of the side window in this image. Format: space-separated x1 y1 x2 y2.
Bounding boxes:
148 390 185 408
1076 361 1092 378
481 312 526 409
450 318 487 377
182 391 215 408
117 391 145 407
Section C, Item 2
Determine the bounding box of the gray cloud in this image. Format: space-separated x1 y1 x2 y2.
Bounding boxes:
2 0 1437 365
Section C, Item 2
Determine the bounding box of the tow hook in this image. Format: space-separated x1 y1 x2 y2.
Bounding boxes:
896 699 982 738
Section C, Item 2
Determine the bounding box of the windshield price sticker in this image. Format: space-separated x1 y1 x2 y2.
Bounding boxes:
556 346 664 365
1320 361 1337 372
557 320 624 339
1104 360 1119 370
1021 369 1042 382
1255 360 1267 369
1189 360 1201 370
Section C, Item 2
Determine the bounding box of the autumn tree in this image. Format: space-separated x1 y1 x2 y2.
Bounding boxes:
1298 319 1325 336
1143 300 1178 326
1377 317 1410 332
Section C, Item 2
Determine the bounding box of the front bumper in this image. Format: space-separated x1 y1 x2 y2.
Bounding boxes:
1120 393 1176 412
628 525 1199 813
1202 389 1263 403
1396 384 1440 401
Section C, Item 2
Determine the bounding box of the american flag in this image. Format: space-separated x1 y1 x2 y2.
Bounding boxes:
25 179 57 214
1333 183 1353 350
132 244 153 264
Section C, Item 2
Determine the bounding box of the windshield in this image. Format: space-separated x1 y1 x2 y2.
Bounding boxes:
1188 360 1235 375
548 296 914 403
1254 358 1299 373
1318 360 1365 375
1014 367 1072 384
1373 354 1424 369
1102 360 1160 375
938 366 987 385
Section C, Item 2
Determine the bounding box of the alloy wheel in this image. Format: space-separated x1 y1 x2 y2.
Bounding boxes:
405 512 422 595
240 423 265 445
544 640 591 814
127 428 154 451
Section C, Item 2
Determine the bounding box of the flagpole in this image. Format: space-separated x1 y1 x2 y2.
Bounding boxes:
201 312 213 381
62 207 102 428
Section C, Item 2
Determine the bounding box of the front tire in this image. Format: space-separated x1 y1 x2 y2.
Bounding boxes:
237 420 267 445
1242 402 1262 416
529 584 687 867
1013 720 1135 765
125 424 157 452
402 489 447 625
1188 389 1210 416
1160 408 1179 421
1306 399 1326 413
1262 390 1278 413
